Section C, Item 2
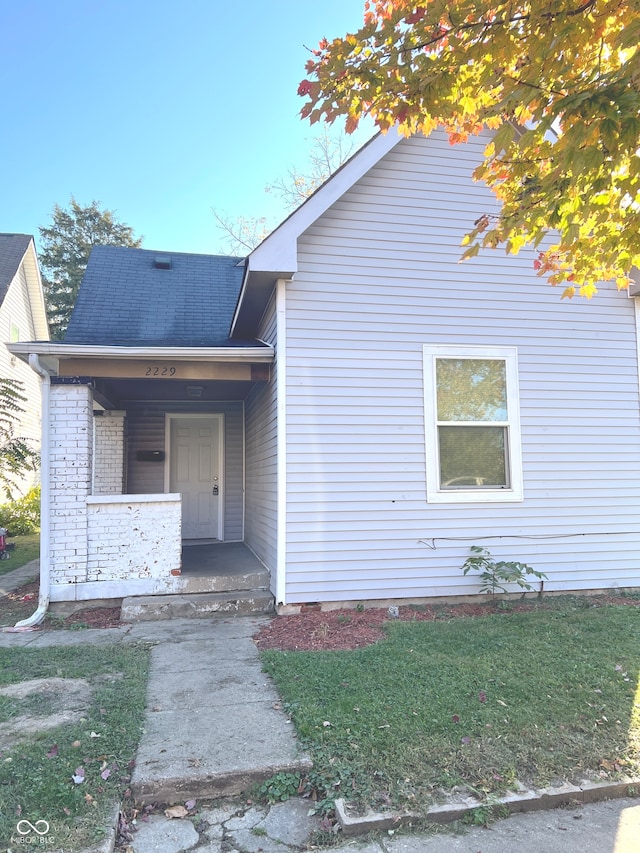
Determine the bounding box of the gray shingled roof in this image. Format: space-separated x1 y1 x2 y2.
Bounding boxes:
65 246 255 347
0 234 32 305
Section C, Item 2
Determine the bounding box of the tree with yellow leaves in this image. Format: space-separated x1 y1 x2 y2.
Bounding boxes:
299 0 640 297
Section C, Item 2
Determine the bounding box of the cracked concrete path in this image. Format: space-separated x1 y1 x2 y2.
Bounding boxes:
128 617 311 804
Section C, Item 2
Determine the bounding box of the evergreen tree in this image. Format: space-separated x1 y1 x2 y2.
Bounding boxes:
39 197 142 339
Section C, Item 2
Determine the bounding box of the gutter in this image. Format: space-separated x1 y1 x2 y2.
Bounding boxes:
8 343 274 363
13 354 51 627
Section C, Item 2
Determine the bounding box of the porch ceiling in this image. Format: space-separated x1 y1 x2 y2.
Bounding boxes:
95 377 257 405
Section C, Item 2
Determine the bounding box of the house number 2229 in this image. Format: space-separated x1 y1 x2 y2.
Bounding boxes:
145 366 177 376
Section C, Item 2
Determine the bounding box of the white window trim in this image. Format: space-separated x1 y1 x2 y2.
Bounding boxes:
423 344 524 503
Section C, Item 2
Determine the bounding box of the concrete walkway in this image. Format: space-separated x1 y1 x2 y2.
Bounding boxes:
128 617 311 803
0 613 311 805
0 557 39 595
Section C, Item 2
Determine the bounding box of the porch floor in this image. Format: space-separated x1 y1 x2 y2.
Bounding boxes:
180 541 266 578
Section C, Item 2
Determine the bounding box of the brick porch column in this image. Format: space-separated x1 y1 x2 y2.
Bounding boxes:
49 382 93 588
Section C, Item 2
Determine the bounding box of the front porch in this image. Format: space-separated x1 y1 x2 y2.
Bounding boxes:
121 541 274 621
33 349 277 608
8 248 282 622
180 541 269 584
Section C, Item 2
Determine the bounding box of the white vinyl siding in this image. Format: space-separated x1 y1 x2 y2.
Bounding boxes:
282 130 640 603
0 261 42 493
423 345 523 502
244 292 278 576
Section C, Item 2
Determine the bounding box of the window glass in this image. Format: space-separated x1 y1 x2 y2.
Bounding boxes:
438 425 508 488
436 358 507 422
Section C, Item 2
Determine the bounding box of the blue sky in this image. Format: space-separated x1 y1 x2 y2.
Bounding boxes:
1 0 373 255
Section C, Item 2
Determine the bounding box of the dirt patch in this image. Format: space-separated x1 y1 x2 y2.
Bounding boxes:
254 595 640 652
0 677 93 750
0 581 122 629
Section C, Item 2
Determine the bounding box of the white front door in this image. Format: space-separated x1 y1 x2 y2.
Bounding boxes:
169 416 223 540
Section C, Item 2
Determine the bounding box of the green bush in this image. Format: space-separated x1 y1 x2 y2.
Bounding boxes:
0 486 41 534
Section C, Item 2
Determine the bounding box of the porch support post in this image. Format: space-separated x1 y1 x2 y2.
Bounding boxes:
49 382 94 591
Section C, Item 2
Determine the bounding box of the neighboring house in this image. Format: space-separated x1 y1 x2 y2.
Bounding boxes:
0 234 49 495
10 130 640 615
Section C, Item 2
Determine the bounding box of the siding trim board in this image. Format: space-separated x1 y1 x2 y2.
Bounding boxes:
275 279 288 605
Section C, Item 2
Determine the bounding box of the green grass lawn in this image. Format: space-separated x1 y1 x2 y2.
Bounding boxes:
0 643 150 851
261 600 640 812
0 532 39 577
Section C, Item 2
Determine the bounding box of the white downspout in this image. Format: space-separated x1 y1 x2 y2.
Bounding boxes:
13 354 51 627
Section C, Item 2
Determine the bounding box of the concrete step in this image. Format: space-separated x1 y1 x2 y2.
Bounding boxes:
176 568 270 595
121 590 275 622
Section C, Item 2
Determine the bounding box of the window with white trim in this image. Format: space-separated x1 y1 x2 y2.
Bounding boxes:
423 345 523 502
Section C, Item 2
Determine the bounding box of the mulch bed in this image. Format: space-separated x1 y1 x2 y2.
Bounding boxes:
254 595 640 652
1 580 122 629
3 580 639 644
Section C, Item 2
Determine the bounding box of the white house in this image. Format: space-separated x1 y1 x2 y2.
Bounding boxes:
10 130 640 622
0 234 49 496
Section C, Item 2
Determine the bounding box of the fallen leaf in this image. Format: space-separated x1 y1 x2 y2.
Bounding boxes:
497 700 508 707
185 799 196 810
101 769 111 781
72 740 81 748
72 767 85 784
46 744 58 759
452 714 460 723
461 736 471 744
164 805 189 819
478 691 487 704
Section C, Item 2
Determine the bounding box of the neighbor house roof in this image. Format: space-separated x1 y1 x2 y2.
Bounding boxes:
65 246 257 347
0 234 33 304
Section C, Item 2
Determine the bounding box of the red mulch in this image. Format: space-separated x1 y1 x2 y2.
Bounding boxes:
4 580 639 642
254 595 640 652
2 580 122 629
57 605 122 629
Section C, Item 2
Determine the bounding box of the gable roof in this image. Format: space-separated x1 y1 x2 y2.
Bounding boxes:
0 234 33 305
65 246 254 347
231 128 404 338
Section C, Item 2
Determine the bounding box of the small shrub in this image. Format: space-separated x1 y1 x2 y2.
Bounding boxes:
0 486 41 534
462 545 547 601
